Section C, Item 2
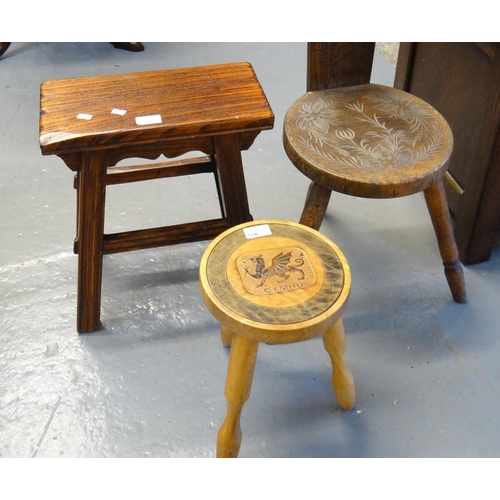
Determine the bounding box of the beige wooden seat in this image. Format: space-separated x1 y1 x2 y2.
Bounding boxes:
199 220 355 458
39 62 274 333
283 83 467 303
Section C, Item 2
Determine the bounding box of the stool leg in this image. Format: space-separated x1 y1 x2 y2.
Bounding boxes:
76 153 107 333
424 180 467 303
217 334 259 458
322 319 355 410
214 134 252 226
299 181 332 230
220 325 234 347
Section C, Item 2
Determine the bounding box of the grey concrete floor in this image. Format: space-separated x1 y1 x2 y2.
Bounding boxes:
1 42 500 460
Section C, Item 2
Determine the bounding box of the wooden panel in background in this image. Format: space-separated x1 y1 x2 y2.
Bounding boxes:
395 42 500 264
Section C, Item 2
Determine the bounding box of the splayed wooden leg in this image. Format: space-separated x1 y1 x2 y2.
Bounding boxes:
424 180 467 303
217 334 259 458
322 319 355 410
220 325 234 347
299 181 332 230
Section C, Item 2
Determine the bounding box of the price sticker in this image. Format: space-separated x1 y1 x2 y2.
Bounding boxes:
135 114 162 125
76 113 93 120
243 224 272 239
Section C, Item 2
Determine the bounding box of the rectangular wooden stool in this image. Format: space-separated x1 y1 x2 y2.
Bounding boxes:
39 62 274 333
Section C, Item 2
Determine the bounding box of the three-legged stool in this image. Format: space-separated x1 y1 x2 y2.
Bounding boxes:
39 62 274 332
283 83 467 303
199 220 355 458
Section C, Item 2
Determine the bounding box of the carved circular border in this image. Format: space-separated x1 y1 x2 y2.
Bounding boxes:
206 223 346 325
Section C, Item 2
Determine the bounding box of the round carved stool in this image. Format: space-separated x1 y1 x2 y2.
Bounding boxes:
284 83 467 303
199 220 355 458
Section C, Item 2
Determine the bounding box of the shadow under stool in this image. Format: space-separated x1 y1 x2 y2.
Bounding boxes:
199 220 355 458
283 83 467 303
39 62 274 333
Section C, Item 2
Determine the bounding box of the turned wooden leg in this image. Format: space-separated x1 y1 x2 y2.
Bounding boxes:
299 181 332 230
220 325 234 347
322 319 355 410
217 334 259 458
424 180 467 303
76 152 107 333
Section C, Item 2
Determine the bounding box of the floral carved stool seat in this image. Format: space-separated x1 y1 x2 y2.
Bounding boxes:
284 84 466 303
199 220 355 457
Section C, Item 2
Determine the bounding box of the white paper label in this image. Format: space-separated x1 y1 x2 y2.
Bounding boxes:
77 113 93 120
135 114 162 125
243 224 272 239
111 108 127 116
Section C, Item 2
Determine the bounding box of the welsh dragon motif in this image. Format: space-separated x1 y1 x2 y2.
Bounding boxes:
244 251 306 288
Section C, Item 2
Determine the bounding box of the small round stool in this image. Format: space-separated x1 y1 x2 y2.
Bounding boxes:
199 220 355 458
283 83 466 303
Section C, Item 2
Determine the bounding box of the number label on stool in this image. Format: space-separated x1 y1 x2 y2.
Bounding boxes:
243 224 272 239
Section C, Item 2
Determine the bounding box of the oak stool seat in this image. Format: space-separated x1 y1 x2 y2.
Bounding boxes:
199 220 355 458
39 62 274 333
284 83 466 303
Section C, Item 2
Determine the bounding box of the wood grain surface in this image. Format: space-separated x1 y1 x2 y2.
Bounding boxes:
40 62 274 155
284 82 466 303
284 83 453 198
200 220 351 344
202 221 356 458
40 62 274 332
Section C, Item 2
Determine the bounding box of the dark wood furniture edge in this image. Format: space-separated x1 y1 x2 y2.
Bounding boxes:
475 43 496 61
0 42 11 58
395 43 465 215
110 43 144 52
307 42 376 92
453 47 500 264
394 42 416 90
40 128 271 160
396 42 500 264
